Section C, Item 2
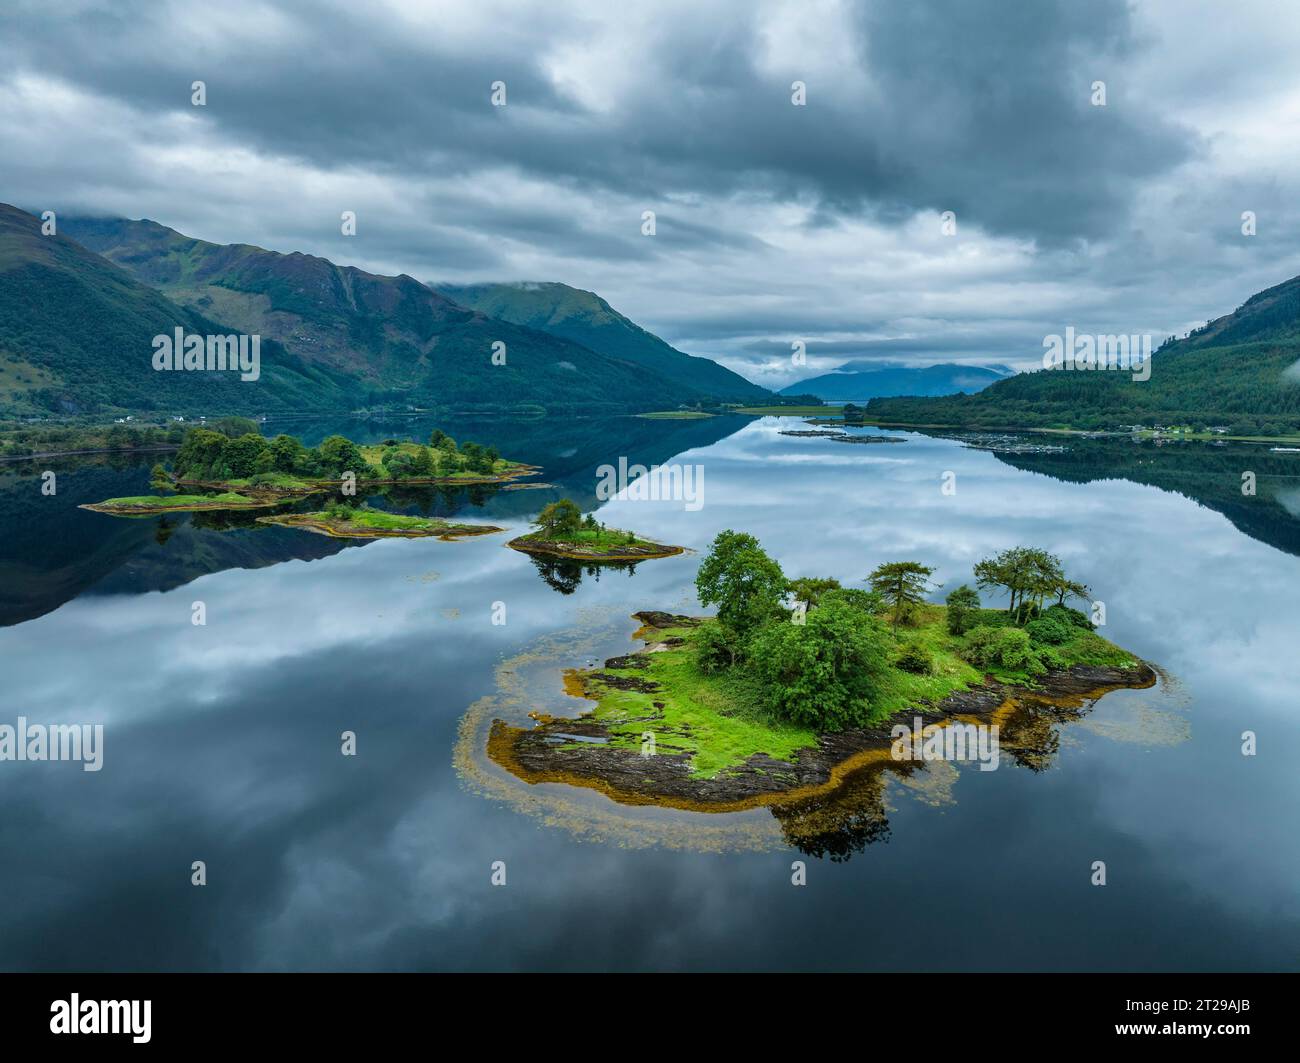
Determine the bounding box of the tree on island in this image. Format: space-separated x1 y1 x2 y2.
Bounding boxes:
787 576 842 610
223 432 271 478
174 427 232 480
747 595 889 730
149 463 174 493
408 445 435 478
317 435 372 478
945 584 981 635
268 433 305 473
533 498 583 538
1051 576 1091 607
867 561 938 629
695 530 787 637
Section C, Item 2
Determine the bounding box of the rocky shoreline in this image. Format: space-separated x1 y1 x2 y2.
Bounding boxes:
488 611 1157 810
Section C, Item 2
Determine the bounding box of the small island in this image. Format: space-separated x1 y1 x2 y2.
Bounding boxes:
490 534 1155 808
257 501 503 540
779 428 906 444
506 499 684 561
80 492 277 515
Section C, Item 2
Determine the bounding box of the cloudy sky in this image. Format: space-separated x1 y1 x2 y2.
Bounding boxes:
3 0 1299 388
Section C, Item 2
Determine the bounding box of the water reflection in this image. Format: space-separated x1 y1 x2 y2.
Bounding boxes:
0 413 747 627
477 624 1177 862
526 554 642 594
2 415 1298 971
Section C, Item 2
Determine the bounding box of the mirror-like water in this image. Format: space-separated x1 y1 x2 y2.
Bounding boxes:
1 415 1296 970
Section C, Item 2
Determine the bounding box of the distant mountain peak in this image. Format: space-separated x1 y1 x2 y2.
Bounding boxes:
780 361 1009 401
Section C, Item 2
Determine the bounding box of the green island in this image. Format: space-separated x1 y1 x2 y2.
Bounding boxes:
490 533 1154 808
82 417 537 514
80 491 272 515
257 500 503 540
506 498 684 561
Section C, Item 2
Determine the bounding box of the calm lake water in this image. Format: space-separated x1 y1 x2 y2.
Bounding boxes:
1 414 1297 971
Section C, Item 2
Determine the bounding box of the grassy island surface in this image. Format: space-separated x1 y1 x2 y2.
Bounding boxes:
505 498 683 561
490 531 1154 804
257 502 503 540
555 602 1142 779
80 492 271 515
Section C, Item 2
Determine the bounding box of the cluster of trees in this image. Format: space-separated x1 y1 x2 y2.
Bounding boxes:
688 534 1101 731
972 546 1089 623
171 425 372 481
943 547 1096 673
166 423 501 483
426 430 501 476
693 531 892 730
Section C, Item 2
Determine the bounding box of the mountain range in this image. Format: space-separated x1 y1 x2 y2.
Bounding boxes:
0 206 768 418
779 361 1011 401
867 276 1300 433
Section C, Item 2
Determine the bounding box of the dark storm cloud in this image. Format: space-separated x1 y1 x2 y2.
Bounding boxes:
0 0 1193 245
